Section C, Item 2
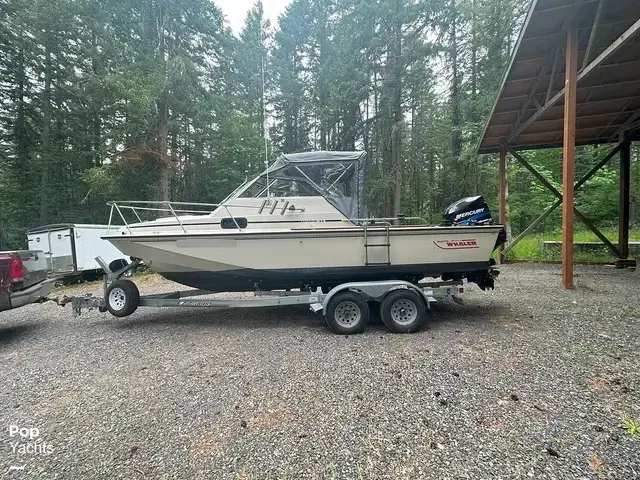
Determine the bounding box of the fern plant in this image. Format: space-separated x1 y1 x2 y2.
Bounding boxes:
620 418 640 437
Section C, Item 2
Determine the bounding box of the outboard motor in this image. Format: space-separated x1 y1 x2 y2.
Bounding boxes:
441 196 508 283
442 195 494 226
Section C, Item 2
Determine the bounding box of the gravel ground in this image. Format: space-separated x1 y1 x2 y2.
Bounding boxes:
1 264 639 479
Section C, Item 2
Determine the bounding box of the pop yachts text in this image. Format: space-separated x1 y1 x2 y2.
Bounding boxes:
9 425 54 455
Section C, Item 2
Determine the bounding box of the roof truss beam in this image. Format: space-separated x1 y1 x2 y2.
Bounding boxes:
546 47 562 104
528 122 627 136
521 17 631 46
485 116 634 141
591 91 640 140
511 110 637 127
509 42 563 139
511 53 640 85
534 0 598 15
499 78 640 103
508 17 640 142
612 106 640 138
581 0 604 70
493 94 640 117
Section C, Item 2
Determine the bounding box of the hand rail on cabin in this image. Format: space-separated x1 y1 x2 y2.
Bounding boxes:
348 216 428 226
104 201 429 234
106 200 249 234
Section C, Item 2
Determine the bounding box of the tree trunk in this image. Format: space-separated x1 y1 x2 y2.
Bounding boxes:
158 96 169 202
170 127 178 198
505 170 512 241
156 1 169 202
15 47 28 167
391 3 403 219
471 0 478 193
91 29 101 166
343 103 358 150
363 97 370 156
450 0 462 201
429 151 436 223
39 31 53 224
318 7 328 151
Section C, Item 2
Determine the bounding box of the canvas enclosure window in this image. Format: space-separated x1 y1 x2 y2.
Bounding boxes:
236 151 367 220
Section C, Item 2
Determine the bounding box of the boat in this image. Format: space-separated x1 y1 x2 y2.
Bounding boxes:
102 151 506 292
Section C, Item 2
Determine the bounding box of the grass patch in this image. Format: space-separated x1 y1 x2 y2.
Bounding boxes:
501 229 640 262
619 418 640 437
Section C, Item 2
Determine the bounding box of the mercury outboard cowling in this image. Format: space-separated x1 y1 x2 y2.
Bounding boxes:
442 195 493 226
442 195 507 254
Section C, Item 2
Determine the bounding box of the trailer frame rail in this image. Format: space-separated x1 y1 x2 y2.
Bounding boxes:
49 256 471 334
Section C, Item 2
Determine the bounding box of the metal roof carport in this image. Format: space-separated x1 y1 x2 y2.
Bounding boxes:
477 0 640 288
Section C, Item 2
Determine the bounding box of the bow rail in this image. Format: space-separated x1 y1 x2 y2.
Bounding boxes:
105 200 428 235
106 200 249 234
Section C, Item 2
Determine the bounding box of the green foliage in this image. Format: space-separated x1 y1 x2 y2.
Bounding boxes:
504 229 640 262
577 167 619 228
0 0 637 251
619 418 640 438
501 144 639 238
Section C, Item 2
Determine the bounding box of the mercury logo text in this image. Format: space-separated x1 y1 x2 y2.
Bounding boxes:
454 208 485 221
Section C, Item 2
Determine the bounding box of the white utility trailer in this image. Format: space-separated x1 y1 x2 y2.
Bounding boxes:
26 224 127 276
55 257 479 334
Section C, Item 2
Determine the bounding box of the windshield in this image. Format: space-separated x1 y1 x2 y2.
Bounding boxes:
239 163 355 198
232 151 367 220
239 175 318 198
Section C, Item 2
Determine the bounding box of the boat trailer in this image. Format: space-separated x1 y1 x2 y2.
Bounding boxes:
55 257 469 334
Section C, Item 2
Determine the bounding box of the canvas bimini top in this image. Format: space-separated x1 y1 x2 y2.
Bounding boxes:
232 151 367 221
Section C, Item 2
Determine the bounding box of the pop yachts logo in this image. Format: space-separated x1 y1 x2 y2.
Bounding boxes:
434 239 479 249
9 425 54 455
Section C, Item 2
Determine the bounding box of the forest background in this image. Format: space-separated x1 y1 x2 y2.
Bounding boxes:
0 0 637 259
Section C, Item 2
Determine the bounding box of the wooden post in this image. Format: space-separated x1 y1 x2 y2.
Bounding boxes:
619 133 631 260
498 148 507 263
562 20 578 289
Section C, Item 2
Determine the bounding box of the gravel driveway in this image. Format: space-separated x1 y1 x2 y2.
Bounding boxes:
1 264 639 479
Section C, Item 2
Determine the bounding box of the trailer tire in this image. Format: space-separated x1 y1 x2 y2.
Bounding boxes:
380 289 426 333
106 280 139 317
325 291 369 334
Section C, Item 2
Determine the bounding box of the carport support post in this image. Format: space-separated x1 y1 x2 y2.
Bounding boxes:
619 133 631 260
498 148 507 263
562 19 578 289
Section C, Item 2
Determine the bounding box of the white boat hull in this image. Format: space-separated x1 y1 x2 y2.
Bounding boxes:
105 225 503 292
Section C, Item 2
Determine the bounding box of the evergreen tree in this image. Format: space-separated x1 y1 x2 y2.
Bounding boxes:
0 0 634 248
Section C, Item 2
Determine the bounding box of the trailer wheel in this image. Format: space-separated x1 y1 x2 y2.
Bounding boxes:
325 291 370 334
380 289 426 333
106 280 140 317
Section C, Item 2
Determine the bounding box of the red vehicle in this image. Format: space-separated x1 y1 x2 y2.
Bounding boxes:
0 250 53 312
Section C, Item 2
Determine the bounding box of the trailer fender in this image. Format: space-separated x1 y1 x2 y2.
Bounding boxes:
321 280 427 313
